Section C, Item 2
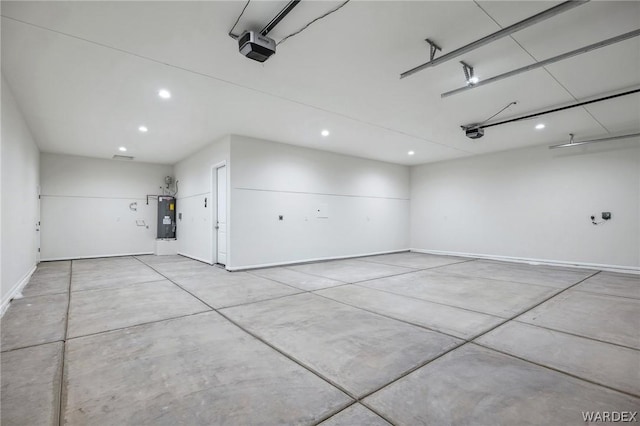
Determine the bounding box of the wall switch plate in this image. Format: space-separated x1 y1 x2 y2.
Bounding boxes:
602 212 612 220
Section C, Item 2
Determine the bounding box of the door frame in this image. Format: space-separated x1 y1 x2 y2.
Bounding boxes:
36 185 41 263
210 161 228 266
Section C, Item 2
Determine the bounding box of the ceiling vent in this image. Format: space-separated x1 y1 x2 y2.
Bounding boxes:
113 155 134 161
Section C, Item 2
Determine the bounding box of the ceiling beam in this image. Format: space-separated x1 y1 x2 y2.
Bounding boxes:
400 0 589 79
441 28 640 98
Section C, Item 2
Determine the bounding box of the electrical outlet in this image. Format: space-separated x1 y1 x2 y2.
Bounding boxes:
602 212 611 220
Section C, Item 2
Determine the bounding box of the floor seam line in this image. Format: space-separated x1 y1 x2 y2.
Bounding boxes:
214 309 359 399
280 266 350 283
133 257 361 400
216 291 306 310
69 277 169 293
57 259 73 426
312 400 397 426
218 305 409 426
333 270 614 412
4 291 71 303
354 340 469 402
347 270 422 285
351 282 512 318
243 270 359 296
357 400 399 426
346 269 632 422
243 270 323 292
467 271 603 346
509 319 640 352
470 341 640 399
311 291 465 341
568 287 640 300
251 274 355 293
0 339 66 354
12 290 69 299
310 400 360 426
135 256 463 424
356 258 475 270
132 257 220 310
65 310 214 341
143 269 312 310
423 269 588 290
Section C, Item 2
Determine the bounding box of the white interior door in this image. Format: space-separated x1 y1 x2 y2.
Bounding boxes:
216 165 227 265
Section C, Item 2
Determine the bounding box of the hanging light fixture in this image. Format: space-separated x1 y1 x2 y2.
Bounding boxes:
549 132 640 149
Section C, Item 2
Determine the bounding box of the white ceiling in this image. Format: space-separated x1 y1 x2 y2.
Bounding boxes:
2 1 639 165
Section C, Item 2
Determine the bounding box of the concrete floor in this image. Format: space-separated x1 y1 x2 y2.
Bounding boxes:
1 253 638 425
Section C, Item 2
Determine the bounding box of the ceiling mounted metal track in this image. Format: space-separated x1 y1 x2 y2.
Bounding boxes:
400 0 589 79
228 0 302 39
261 0 301 36
549 132 640 149
461 87 640 131
442 28 640 98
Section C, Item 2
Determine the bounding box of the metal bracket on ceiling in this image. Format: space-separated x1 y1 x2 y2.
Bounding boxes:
425 39 442 61
441 28 640 98
460 61 475 85
400 1 589 79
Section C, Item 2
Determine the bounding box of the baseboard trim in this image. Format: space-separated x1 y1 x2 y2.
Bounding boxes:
411 248 640 274
40 252 154 262
1 264 37 317
176 252 214 265
226 249 410 271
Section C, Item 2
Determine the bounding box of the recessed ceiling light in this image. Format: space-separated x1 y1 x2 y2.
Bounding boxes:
158 89 171 99
535 123 546 130
119 146 127 152
408 150 415 156
138 125 148 133
467 76 479 85
321 129 330 137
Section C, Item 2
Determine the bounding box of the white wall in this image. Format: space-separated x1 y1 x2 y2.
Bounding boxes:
229 135 410 269
1 75 40 309
411 141 640 270
40 153 173 260
173 136 230 263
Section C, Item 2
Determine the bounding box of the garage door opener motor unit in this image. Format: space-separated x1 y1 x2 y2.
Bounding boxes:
238 31 276 62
